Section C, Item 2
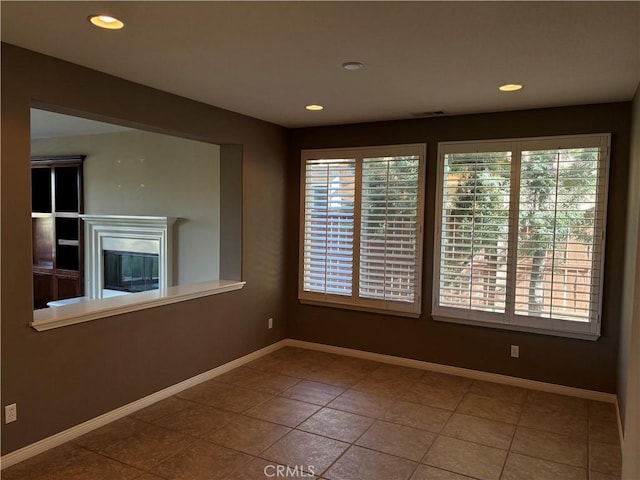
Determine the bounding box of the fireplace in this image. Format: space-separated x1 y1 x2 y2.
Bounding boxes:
81 215 176 299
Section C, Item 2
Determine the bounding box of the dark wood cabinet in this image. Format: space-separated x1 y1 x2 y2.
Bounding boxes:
31 156 85 309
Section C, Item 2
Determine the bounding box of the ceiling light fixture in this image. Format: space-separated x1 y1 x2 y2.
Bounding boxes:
88 15 125 30
305 104 324 111
342 62 364 71
499 84 523 92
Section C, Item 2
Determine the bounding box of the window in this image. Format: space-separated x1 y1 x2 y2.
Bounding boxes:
300 144 426 316
434 134 609 339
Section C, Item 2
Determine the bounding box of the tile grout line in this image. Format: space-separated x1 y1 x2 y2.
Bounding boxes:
503 392 593 477
160 353 614 478
498 389 527 480
3 346 619 479
140 355 600 476
143 385 598 478
261 379 425 478
64 443 151 477
117 386 302 477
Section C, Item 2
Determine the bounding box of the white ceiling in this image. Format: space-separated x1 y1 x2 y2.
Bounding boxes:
30 108 133 139
3 1 639 128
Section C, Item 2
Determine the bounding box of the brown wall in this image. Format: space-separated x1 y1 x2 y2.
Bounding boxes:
1 44 288 454
287 102 631 393
1 42 634 457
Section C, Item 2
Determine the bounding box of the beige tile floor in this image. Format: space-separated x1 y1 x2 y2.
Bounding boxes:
1 347 623 480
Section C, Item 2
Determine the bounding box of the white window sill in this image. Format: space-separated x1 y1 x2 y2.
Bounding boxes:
31 280 246 332
432 314 600 341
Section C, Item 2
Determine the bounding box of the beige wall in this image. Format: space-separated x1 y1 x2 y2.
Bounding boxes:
620 83 640 480
31 129 221 286
1 43 288 454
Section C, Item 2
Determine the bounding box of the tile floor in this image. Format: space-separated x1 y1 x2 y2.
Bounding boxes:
1 347 623 480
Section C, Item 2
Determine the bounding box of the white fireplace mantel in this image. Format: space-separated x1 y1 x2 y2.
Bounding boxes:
80 214 177 299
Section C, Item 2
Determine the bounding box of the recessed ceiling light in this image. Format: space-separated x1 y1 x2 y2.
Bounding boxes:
305 105 324 111
342 62 364 71
88 15 125 30
499 84 523 92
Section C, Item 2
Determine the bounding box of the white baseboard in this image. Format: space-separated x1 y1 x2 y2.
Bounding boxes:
284 339 618 403
2 337 619 470
615 397 625 450
0 339 288 470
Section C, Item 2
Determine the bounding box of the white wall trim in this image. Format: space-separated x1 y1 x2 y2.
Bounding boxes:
284 339 618 403
1 338 619 470
0 339 288 470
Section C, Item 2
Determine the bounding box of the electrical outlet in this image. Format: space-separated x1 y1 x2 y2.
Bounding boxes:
5 404 17 424
268 317 273 329
510 345 520 358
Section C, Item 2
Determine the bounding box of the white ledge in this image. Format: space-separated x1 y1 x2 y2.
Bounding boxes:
31 280 246 331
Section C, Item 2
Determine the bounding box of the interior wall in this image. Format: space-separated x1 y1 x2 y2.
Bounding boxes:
287 102 631 393
219 144 243 281
619 83 640 479
0 43 288 454
31 129 221 286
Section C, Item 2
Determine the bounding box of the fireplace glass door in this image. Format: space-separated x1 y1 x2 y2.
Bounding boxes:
103 250 160 293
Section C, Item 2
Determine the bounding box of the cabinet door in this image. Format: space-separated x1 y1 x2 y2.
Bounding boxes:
32 217 54 268
33 273 53 309
56 275 81 300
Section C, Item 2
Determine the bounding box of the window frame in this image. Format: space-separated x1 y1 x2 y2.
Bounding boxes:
432 134 610 340
299 144 426 317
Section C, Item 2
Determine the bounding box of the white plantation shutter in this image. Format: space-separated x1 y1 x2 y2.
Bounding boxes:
438 152 511 314
434 135 609 339
302 159 355 296
360 156 420 303
300 145 425 316
515 146 605 324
